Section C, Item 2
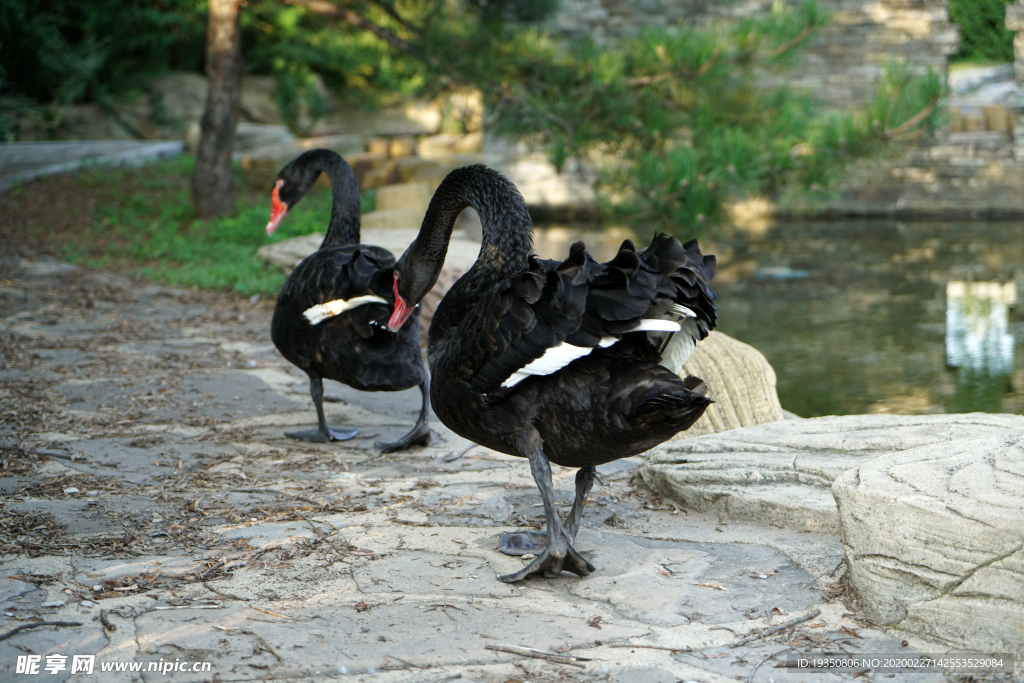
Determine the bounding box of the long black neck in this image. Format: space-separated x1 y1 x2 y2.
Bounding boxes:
314 152 361 249
397 165 533 304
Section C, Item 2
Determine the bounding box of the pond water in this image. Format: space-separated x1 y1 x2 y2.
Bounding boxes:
531 220 1024 418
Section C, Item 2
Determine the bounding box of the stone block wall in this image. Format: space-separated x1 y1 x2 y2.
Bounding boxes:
547 1 1024 217
545 0 959 109
780 131 1024 217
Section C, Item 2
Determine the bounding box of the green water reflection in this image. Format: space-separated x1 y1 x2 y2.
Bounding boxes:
531 220 1024 417
703 220 1024 417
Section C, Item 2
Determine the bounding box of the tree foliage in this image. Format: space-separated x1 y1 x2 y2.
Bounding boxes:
949 0 1013 63
0 0 205 137
3 0 946 240
0 0 528 138
460 3 945 238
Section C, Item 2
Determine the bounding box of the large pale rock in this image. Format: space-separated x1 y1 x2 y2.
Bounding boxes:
418 132 484 159
236 134 364 186
394 156 441 182
324 100 442 137
833 428 1024 656
416 267 466 341
186 122 295 155
0 141 183 193
375 182 431 213
640 413 1024 537
673 331 784 439
360 208 423 230
256 229 480 274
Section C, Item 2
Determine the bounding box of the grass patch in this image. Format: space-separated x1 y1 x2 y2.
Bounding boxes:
948 59 1013 71
5 154 373 297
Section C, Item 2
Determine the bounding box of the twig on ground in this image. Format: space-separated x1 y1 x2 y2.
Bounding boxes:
230 488 321 506
353 451 389 466
608 643 690 653
748 648 791 683
0 621 83 641
385 654 427 669
444 444 475 462
198 561 225 579
730 609 821 648
806 558 846 587
0 445 86 461
204 583 244 601
486 643 589 668
251 605 293 620
241 629 283 662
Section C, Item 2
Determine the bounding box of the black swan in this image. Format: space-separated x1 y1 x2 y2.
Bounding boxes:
386 165 718 581
266 148 430 453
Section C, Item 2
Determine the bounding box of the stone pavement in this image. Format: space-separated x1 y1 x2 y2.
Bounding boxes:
0 257 1004 683
0 142 184 194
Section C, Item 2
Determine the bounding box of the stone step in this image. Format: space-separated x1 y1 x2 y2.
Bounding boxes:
375 182 431 213
256 228 480 273
360 208 424 230
833 418 1024 657
236 135 364 187
0 140 184 193
640 413 1024 539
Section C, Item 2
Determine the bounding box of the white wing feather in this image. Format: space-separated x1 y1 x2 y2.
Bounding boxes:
499 317 685 388
658 317 701 375
303 295 389 325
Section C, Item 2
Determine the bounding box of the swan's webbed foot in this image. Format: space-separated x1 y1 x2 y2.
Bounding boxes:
374 421 430 453
496 449 596 582
498 530 548 556
292 376 361 443
285 426 361 442
497 527 594 583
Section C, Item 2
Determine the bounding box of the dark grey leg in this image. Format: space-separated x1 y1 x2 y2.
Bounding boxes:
565 466 596 538
374 379 431 453
498 465 596 556
497 451 596 583
285 376 360 442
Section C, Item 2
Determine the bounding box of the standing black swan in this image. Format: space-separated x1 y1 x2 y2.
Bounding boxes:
386 165 718 581
266 148 430 453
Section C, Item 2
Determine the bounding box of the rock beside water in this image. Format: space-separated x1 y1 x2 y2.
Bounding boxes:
832 424 1024 657
642 412 1024 656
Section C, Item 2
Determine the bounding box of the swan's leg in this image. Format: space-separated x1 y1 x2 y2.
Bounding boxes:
498 465 596 555
497 450 595 583
565 466 596 538
375 379 431 453
285 376 360 442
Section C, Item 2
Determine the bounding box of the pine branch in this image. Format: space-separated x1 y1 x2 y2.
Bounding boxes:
629 73 673 86
885 98 940 139
284 0 416 55
881 83 903 134
365 0 419 35
757 23 815 59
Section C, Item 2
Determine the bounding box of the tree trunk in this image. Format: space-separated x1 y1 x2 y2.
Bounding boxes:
192 0 242 218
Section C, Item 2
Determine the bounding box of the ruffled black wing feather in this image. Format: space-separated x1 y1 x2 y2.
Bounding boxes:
279 244 396 311
462 234 717 395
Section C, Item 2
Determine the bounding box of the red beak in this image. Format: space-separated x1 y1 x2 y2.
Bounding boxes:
266 183 288 236
387 272 412 332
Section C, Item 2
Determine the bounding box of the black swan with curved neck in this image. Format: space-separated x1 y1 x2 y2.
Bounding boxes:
387 165 718 582
266 148 430 453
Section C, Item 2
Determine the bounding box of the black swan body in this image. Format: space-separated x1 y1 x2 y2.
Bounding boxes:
387 165 718 582
266 148 430 453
